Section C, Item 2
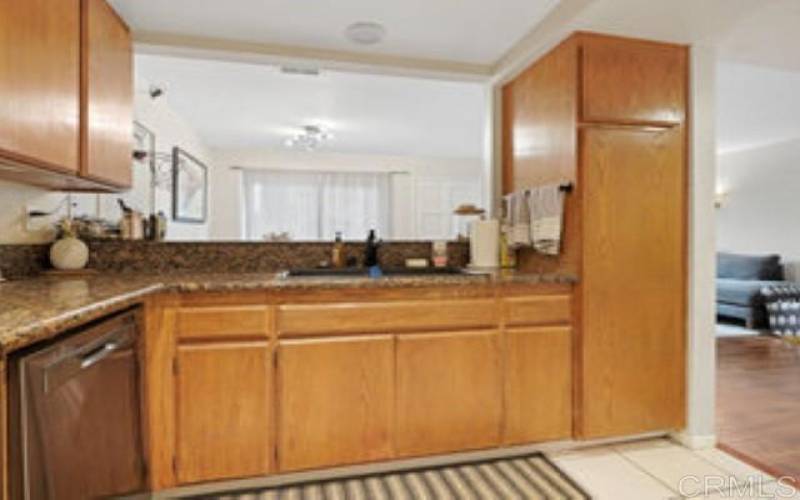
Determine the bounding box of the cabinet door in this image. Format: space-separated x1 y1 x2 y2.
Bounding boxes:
81 0 133 189
176 342 271 484
580 126 686 438
581 35 687 125
277 336 394 471
0 0 81 173
396 330 502 457
504 327 572 445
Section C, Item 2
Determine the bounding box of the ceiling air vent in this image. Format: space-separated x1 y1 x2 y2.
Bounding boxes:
280 66 321 77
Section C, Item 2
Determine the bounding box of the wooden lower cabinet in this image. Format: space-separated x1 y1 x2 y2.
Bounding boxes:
504 327 573 444
277 336 394 471
396 330 502 457
146 291 576 491
175 342 272 485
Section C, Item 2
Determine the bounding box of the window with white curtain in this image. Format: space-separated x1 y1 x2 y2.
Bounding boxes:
243 169 391 241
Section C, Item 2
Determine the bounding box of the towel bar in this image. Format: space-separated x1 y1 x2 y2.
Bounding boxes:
520 183 574 195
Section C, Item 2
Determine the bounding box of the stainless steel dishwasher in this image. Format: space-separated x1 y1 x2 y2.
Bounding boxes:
16 309 147 500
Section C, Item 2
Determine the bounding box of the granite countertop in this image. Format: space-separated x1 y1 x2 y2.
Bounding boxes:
0 271 576 355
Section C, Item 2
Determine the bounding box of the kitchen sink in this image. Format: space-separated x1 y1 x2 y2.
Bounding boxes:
285 267 471 277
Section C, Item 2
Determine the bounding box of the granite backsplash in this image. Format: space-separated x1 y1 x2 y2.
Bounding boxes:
0 244 51 280
0 241 469 278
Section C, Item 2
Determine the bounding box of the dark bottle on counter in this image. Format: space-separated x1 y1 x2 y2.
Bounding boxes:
364 229 381 268
145 212 168 241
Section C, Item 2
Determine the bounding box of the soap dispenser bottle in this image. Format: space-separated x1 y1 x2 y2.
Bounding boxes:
332 232 345 268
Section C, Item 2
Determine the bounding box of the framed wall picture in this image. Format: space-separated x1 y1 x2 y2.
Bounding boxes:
172 147 208 223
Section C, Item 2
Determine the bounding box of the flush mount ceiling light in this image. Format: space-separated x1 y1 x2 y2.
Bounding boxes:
284 125 334 151
345 22 386 46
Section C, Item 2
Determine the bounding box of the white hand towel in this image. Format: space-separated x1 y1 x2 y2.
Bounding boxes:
527 184 566 256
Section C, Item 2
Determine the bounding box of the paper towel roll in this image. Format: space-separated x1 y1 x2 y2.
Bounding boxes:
469 219 500 269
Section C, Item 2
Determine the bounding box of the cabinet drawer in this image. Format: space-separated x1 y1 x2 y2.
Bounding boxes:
277 299 498 336
176 306 271 341
503 295 571 326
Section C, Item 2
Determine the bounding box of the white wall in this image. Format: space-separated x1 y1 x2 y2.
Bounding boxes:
0 181 95 244
209 149 484 241
717 62 800 154
0 76 215 244
715 61 800 281
119 77 215 240
717 137 800 280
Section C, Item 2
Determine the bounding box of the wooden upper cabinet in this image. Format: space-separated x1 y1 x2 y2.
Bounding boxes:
81 0 133 189
502 38 578 195
277 336 394 472
580 34 688 125
175 342 272 485
396 330 502 457
0 0 81 174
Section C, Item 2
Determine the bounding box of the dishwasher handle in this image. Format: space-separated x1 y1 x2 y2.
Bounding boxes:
41 324 136 394
80 340 121 369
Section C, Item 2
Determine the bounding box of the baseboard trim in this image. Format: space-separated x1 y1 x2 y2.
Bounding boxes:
669 431 717 450
154 431 673 498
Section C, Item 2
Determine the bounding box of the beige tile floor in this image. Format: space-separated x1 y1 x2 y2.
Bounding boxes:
549 438 798 500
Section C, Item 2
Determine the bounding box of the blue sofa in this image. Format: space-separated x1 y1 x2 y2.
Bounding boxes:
717 252 786 328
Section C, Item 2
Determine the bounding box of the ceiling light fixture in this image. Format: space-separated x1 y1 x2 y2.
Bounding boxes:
345 21 386 46
284 125 334 151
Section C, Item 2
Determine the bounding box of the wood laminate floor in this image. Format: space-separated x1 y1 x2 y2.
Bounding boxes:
717 334 800 483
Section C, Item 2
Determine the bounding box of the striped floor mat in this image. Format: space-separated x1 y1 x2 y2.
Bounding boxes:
193 454 590 499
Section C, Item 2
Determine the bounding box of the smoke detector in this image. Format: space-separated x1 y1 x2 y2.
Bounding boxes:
345 22 386 46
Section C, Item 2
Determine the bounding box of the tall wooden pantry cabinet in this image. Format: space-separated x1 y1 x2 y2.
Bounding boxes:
503 32 688 439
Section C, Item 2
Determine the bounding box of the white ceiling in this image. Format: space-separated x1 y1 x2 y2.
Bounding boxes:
716 0 800 73
110 0 560 66
567 0 764 46
135 54 486 158
717 61 800 155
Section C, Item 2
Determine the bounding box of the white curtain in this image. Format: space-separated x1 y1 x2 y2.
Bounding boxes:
243 169 390 241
